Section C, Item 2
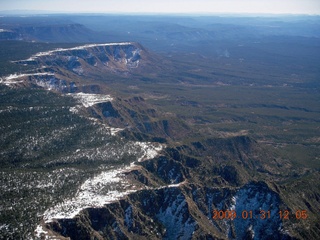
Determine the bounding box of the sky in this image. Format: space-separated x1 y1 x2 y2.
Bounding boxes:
1 0 320 15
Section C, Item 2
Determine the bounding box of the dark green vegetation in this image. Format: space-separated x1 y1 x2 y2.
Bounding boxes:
0 41 79 75
0 14 319 239
0 84 149 239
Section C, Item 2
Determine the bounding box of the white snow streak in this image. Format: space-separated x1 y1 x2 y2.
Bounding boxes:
109 127 123 136
67 92 113 107
22 42 134 62
0 73 54 85
5 73 54 80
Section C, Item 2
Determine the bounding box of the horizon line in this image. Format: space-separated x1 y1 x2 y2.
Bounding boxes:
1 10 319 17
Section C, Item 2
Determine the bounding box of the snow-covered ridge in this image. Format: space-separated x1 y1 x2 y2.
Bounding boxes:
3 72 54 81
67 92 113 108
1 42 142 90
35 165 136 238
20 42 134 62
42 166 134 223
0 73 55 85
40 141 164 225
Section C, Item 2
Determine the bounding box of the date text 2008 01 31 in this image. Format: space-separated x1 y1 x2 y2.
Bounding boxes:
212 210 308 220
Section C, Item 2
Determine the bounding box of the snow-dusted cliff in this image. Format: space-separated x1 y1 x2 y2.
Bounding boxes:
1 42 145 92
14 42 143 73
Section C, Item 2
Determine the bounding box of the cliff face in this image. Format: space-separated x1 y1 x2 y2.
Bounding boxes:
44 180 289 240
15 42 143 73
2 42 148 91
41 137 295 240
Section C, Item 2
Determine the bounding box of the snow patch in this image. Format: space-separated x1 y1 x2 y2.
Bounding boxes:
167 182 183 188
109 127 123 136
230 196 236 210
34 225 50 240
67 92 113 107
69 106 79 114
156 193 196 239
42 166 135 223
134 141 164 162
0 224 9 231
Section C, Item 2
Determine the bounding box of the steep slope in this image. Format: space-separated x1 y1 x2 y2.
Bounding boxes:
14 42 144 73
44 183 288 240
41 137 296 240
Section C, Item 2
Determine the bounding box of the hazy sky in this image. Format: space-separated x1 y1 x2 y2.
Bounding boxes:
1 0 320 15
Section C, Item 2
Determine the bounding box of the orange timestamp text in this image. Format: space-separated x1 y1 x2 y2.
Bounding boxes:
212 209 308 220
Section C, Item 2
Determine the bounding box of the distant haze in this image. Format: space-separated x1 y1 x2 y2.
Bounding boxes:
1 0 320 15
